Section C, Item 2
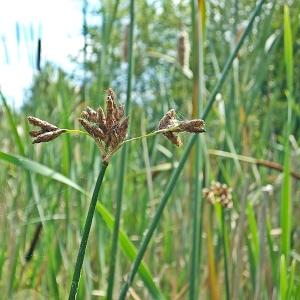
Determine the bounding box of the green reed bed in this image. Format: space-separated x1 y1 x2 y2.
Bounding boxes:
1 0 300 299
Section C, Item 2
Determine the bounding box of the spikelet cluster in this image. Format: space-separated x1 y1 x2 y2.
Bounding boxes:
27 117 66 144
203 181 233 208
158 109 205 147
78 88 128 161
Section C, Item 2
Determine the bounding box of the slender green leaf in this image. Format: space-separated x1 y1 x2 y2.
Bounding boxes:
0 151 86 195
97 203 164 300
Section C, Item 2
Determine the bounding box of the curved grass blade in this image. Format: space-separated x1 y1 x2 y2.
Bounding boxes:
0 151 86 195
96 203 164 300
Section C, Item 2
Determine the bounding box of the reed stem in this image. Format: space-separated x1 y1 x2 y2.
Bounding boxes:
68 162 108 300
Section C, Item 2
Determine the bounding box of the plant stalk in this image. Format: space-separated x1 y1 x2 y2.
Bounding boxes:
190 0 205 297
68 162 108 300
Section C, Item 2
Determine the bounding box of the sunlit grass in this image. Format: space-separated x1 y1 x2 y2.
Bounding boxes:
1 0 300 299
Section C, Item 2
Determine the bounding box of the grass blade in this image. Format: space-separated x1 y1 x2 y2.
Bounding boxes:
96 203 164 300
280 255 287 300
280 4 294 259
0 151 86 195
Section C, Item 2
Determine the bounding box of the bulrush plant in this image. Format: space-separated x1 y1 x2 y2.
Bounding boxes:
27 88 206 299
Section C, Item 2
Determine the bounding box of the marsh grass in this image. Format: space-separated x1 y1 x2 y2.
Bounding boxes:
1 0 300 299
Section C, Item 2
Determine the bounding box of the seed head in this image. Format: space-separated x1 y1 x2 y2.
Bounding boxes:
79 88 129 162
32 129 67 144
28 116 58 132
203 181 233 208
177 30 190 69
27 116 65 144
178 119 206 133
158 109 182 147
158 109 205 146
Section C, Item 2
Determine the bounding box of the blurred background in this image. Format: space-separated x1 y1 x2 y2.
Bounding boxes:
1 0 300 299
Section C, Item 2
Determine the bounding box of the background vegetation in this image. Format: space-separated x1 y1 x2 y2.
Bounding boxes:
1 0 300 299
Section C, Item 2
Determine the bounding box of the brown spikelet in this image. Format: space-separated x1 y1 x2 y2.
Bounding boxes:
97 107 106 130
78 118 105 140
178 119 206 133
80 111 90 120
27 116 58 131
164 132 183 147
158 109 205 147
114 105 125 121
118 116 129 142
79 88 129 162
86 106 98 123
32 129 67 144
106 96 116 129
28 116 65 144
158 109 182 147
29 130 44 137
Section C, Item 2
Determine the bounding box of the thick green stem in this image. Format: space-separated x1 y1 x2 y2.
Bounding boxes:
68 162 108 300
118 1 265 298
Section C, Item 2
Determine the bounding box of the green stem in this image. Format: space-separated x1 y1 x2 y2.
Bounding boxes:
65 129 88 136
118 1 265 298
190 136 203 299
190 0 205 298
189 0 204 300
106 0 134 298
222 208 230 300
68 162 108 300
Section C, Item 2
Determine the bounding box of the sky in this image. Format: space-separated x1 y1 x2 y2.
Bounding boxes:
0 0 87 108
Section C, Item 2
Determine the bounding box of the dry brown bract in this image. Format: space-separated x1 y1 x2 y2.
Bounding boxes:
78 88 128 161
203 181 233 208
158 109 205 147
27 116 66 144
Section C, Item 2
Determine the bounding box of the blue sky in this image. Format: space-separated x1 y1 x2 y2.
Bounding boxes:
0 0 86 107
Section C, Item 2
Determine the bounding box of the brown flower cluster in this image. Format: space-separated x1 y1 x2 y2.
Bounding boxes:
27 90 207 163
203 181 233 208
78 88 128 161
27 116 66 144
158 109 205 146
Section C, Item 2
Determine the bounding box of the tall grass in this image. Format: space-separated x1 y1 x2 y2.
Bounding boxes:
1 0 300 299
118 1 266 297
